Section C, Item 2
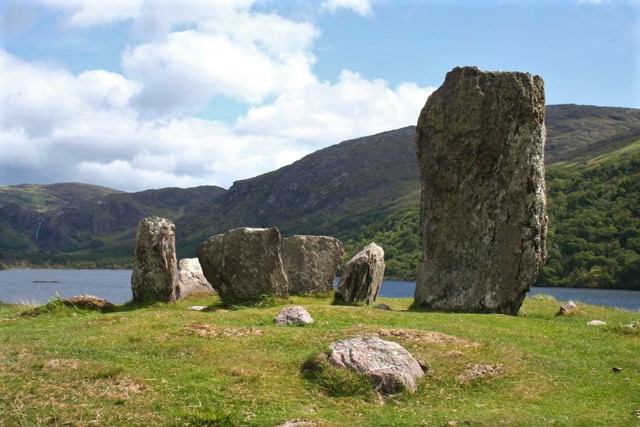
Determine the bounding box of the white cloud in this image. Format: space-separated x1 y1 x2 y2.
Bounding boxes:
37 0 145 26
0 0 437 192
321 0 374 17
237 70 434 145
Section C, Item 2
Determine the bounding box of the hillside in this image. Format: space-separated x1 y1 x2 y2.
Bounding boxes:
347 136 640 289
0 104 639 285
0 184 225 267
175 126 420 254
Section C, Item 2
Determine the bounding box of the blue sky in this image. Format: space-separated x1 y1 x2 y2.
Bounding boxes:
1 0 638 191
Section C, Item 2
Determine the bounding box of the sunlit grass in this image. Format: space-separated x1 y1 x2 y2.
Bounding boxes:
0 294 638 426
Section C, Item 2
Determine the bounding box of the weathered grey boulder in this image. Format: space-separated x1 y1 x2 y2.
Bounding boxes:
196 227 289 304
274 306 314 325
281 235 344 295
176 258 215 300
327 336 425 394
335 243 385 304
131 216 177 302
414 66 547 315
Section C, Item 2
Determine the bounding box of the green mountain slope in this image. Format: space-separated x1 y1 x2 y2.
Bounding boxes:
175 126 420 254
1 104 639 288
0 184 225 267
346 135 640 288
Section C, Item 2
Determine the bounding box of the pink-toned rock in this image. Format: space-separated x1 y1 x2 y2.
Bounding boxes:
274 306 314 325
177 258 214 300
327 336 425 394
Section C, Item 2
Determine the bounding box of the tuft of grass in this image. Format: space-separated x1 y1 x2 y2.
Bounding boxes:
301 352 376 399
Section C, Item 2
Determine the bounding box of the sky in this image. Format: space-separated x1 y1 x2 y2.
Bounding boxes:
0 0 638 192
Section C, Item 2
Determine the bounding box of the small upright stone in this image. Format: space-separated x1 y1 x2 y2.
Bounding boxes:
557 300 578 316
335 243 385 304
281 235 344 295
131 216 177 302
176 258 215 300
414 66 547 315
197 227 289 304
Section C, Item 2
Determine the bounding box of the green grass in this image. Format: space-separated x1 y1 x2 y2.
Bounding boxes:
0 294 638 426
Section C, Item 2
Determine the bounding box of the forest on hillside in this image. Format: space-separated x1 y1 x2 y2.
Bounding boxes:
345 146 640 290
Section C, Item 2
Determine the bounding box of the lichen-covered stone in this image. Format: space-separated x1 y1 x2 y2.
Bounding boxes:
197 227 289 304
327 336 425 393
131 216 177 302
281 235 344 295
414 66 547 315
335 242 385 304
176 258 215 300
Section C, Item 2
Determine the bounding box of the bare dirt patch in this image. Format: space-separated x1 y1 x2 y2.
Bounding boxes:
376 328 480 347
43 358 83 370
457 364 504 382
184 322 265 338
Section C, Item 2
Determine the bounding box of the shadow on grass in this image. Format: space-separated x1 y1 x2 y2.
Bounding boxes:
300 352 376 399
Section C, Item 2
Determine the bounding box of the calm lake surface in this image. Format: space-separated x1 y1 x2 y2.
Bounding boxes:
1 270 639 312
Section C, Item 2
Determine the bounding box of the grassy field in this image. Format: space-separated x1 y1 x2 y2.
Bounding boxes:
0 294 638 426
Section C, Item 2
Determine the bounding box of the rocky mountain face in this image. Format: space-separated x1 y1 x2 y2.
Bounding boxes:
1 104 639 265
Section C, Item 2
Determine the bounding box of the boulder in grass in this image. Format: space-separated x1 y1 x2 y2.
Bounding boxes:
327 336 426 394
274 306 314 325
62 294 114 312
557 300 578 316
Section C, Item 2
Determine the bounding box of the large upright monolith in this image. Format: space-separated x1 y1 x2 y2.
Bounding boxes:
197 227 289 304
414 66 547 315
131 216 177 302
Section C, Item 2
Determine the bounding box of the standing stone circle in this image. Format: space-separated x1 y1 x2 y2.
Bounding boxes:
197 227 289 304
131 216 177 303
335 242 385 304
176 258 215 300
414 66 547 315
281 235 344 295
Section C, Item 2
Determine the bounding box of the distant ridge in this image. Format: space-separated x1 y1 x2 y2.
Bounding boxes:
0 104 639 272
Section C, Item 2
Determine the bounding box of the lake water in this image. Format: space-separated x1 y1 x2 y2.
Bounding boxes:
1 270 639 312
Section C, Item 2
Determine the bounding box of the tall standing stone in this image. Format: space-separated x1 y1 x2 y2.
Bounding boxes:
131 216 177 302
335 242 385 304
281 235 344 295
414 66 547 315
197 227 289 304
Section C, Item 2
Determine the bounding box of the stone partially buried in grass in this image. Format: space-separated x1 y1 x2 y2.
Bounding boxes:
326 336 426 394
